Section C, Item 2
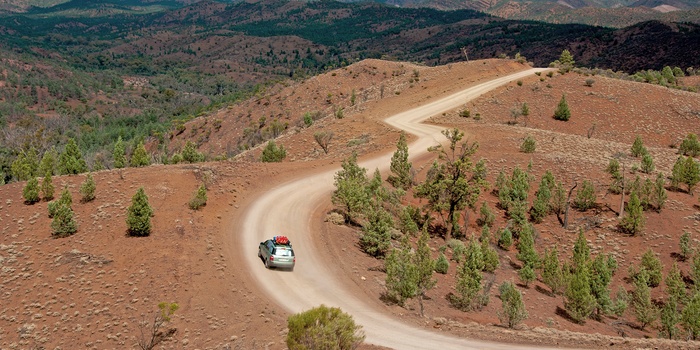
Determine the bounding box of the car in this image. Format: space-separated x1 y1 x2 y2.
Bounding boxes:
258 236 295 270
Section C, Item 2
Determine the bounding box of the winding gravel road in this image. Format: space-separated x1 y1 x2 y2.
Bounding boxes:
240 68 558 349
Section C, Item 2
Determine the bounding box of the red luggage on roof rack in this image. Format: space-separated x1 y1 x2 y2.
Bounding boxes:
275 235 289 245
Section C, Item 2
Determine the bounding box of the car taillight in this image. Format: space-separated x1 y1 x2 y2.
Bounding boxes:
293 258 296 263
270 256 274 261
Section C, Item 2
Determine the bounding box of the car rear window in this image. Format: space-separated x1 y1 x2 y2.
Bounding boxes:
274 247 294 257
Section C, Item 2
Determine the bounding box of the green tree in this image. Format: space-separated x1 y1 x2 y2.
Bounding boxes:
435 252 449 274
573 180 596 211
188 184 207 210
130 141 150 167
516 223 539 269
449 240 484 311
660 297 681 339
11 147 39 181
498 281 528 328
679 133 700 157
126 187 153 237
606 158 623 194
557 49 575 71
520 136 536 153
671 156 700 193
572 229 591 272
651 172 667 212
477 201 495 227
679 231 691 261
666 262 687 305
49 187 73 218
384 237 417 306
414 230 437 316
23 177 40 204
641 153 654 174
564 267 595 323
682 291 700 340
632 270 658 331
619 192 645 235
39 147 59 176
287 305 365 350
79 173 96 203
553 94 571 121
542 247 566 295
388 131 412 190
693 254 700 292
497 227 513 250
40 171 54 201
182 140 205 163
359 205 392 258
480 226 500 273
332 153 369 223
113 136 127 169
51 200 77 238
610 287 629 317
530 175 552 223
640 248 663 287
59 138 88 175
631 135 647 158
518 264 536 287
589 254 615 318
414 129 485 240
261 140 287 162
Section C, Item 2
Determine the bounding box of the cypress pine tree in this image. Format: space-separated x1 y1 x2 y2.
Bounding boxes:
564 267 596 323
666 262 687 305
40 171 54 201
589 254 614 318
79 173 96 202
477 201 495 227
542 247 566 295
435 252 449 274
641 153 654 174
553 94 571 121
572 229 591 272
682 291 700 340
39 147 59 177
415 230 437 316
113 136 127 169
23 177 40 204
51 201 77 238
619 192 645 235
59 138 88 175
639 248 663 287
516 223 538 269
498 281 528 328
480 226 500 273
660 297 680 339
48 186 72 218
631 135 647 158
130 141 151 167
449 240 484 311
388 131 412 190
384 236 417 306
126 187 153 237
188 183 208 210
632 270 658 330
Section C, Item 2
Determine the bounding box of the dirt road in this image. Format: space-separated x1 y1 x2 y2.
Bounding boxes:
238 68 558 349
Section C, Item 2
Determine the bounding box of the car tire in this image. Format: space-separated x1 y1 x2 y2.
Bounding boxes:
257 249 262 258
264 257 270 269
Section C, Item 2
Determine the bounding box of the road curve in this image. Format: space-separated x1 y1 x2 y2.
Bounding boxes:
240 68 559 350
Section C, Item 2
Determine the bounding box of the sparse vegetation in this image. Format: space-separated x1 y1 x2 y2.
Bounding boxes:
23 177 40 204
314 131 334 154
137 302 179 350
553 94 570 121
520 136 536 153
261 140 287 162
188 184 208 210
498 281 528 329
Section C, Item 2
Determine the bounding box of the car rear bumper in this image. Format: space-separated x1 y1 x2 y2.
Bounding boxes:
270 260 295 269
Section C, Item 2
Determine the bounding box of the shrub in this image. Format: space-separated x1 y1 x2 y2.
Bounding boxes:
619 192 645 235
680 231 691 261
518 264 536 287
564 268 596 323
303 112 314 127
497 228 513 250
261 140 287 162
632 271 658 330
459 109 471 118
79 173 96 203
682 291 700 340
449 240 484 311
553 94 570 121
188 184 207 210
641 153 654 174
113 136 127 169
520 136 536 153
59 138 88 175
477 201 495 227
584 78 595 87
498 281 528 328
640 248 663 287
126 187 154 237
23 177 40 204
287 305 365 350
314 131 333 154
435 252 449 274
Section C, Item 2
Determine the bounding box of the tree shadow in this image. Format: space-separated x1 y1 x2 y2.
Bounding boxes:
535 284 554 297
670 252 687 262
555 306 583 325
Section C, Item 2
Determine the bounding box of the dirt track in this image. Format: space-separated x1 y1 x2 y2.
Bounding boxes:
234 68 563 350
